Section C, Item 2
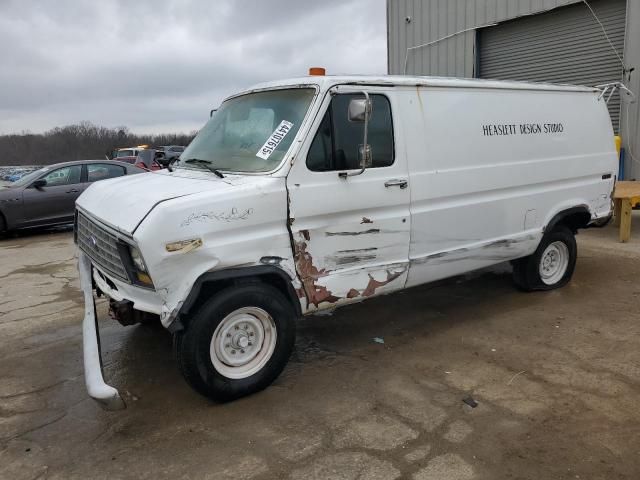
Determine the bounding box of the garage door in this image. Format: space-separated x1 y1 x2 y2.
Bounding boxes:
478 0 626 132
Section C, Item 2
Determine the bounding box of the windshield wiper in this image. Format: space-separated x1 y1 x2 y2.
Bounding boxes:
183 158 225 178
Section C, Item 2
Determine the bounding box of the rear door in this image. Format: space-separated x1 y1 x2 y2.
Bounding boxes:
86 163 126 183
21 165 83 226
287 87 410 311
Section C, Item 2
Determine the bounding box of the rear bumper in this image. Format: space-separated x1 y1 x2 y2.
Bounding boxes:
78 251 126 410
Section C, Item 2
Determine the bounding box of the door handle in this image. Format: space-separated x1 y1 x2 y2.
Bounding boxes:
66 189 79 193
384 179 408 189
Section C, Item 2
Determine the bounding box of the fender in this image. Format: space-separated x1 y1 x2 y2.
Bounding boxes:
173 265 302 333
0 208 7 231
543 205 592 235
0 202 19 230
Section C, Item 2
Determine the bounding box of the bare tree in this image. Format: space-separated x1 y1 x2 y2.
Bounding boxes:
0 121 198 166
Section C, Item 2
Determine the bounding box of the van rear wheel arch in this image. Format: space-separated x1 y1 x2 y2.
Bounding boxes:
544 206 591 234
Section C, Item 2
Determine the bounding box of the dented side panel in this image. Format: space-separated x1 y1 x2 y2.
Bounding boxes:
287 86 412 312
292 228 409 311
80 172 301 328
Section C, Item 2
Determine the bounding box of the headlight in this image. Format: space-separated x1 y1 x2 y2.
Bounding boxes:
127 244 154 288
129 245 147 272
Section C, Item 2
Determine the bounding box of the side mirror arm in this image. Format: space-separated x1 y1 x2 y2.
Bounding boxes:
339 91 370 178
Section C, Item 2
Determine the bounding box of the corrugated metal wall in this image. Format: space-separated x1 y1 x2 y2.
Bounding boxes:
622 2 640 179
387 0 640 178
478 0 626 131
388 0 582 77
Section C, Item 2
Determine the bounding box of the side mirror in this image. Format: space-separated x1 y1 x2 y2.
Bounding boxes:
32 179 47 189
340 92 372 178
348 98 372 122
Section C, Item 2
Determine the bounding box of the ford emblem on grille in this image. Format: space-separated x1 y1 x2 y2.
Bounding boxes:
90 235 98 248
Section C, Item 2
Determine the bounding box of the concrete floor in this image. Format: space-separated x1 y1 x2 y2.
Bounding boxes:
1 217 639 480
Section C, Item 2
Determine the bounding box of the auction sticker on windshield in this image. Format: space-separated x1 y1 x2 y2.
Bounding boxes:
256 120 293 160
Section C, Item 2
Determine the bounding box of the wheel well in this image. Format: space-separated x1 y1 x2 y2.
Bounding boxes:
546 207 591 234
177 268 301 329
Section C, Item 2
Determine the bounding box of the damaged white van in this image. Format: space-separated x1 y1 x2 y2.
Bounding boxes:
76 74 617 409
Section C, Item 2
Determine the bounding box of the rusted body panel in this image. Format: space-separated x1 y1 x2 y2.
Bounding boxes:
286 84 412 312
293 228 408 310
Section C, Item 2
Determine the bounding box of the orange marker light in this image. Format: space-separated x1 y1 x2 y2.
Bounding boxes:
309 67 326 76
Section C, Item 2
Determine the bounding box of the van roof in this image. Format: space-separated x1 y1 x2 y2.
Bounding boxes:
241 75 598 96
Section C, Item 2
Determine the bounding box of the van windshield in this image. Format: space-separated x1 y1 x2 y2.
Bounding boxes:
178 88 315 173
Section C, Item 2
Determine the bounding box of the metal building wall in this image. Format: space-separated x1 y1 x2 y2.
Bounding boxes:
387 0 640 178
622 1 640 179
478 0 626 132
388 0 582 77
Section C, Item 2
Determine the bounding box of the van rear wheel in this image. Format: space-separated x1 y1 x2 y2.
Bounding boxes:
174 283 296 402
512 226 577 291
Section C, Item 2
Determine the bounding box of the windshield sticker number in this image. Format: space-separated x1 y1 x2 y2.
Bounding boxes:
256 120 293 160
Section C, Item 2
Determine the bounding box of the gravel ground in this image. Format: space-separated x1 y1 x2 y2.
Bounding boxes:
1 217 639 479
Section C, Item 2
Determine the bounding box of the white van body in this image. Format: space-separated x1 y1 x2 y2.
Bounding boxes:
75 76 617 408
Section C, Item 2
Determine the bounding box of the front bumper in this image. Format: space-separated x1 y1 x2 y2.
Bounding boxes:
78 251 126 410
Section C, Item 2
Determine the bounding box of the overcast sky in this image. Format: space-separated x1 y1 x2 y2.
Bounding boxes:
0 0 387 135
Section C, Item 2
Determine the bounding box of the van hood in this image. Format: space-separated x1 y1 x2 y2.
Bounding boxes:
75 170 261 234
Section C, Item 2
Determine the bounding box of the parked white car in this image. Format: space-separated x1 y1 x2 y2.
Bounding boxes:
76 75 617 409
158 145 185 164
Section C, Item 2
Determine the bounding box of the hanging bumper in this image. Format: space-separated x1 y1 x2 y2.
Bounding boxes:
78 251 126 410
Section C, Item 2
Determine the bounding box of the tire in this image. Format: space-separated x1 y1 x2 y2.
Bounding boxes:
173 283 296 402
512 225 577 292
0 214 6 235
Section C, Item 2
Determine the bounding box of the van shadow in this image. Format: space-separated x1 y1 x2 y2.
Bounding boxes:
110 264 517 402
292 264 516 363
0 224 73 241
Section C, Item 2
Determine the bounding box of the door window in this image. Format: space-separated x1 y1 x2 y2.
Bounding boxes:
42 165 82 186
87 163 126 182
307 94 394 172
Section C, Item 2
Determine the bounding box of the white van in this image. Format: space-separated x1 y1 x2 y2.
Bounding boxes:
75 74 617 409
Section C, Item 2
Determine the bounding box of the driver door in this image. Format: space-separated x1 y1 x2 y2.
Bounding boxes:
287 87 411 311
21 164 84 226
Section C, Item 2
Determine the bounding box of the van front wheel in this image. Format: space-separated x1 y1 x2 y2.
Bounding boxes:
174 284 296 402
512 226 577 291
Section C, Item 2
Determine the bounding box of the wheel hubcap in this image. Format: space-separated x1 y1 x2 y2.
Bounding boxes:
210 307 277 379
539 241 569 285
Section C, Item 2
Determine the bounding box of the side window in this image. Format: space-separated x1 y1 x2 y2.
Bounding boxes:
87 163 126 182
42 165 82 186
307 94 394 172
306 107 333 171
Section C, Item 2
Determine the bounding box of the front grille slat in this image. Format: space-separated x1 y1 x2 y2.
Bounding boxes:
76 212 129 282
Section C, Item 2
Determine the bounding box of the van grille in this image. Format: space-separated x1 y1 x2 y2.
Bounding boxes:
76 212 129 282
